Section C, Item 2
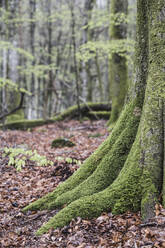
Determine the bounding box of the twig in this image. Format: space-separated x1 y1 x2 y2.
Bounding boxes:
139 222 165 228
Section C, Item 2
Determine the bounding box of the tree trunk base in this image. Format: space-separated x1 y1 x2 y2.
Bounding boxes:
23 98 163 235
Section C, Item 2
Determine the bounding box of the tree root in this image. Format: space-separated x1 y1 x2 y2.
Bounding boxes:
36 118 162 235
23 101 136 212
48 115 139 209
24 98 163 236
23 102 136 212
36 142 143 236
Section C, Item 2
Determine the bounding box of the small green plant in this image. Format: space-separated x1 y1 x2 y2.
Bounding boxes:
3 147 53 171
3 147 82 172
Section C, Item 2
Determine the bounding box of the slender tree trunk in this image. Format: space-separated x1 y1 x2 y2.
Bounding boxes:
52 31 62 114
28 0 36 119
2 0 9 121
70 2 81 119
95 53 103 101
108 0 128 124
43 0 53 120
48 1 53 116
82 0 96 102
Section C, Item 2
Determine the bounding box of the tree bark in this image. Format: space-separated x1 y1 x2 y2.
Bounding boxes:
95 52 103 102
108 0 128 124
23 0 165 235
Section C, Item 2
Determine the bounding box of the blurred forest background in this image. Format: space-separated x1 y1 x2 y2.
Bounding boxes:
0 0 136 123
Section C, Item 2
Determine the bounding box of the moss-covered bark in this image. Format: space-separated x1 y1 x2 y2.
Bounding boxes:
108 0 128 124
141 0 165 217
23 0 165 235
49 101 140 209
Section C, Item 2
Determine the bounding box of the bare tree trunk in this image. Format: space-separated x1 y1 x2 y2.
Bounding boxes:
2 0 9 122
28 0 36 119
43 0 53 120
70 2 81 119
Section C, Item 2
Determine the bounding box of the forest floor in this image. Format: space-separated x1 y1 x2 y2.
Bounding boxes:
0 119 165 248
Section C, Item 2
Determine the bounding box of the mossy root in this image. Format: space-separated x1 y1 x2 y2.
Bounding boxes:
36 132 141 235
23 103 133 212
48 110 140 209
36 122 162 235
36 164 142 236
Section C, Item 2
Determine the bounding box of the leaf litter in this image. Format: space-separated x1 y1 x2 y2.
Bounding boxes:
0 120 165 247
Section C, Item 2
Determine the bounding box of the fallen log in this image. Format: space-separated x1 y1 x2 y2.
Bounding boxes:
0 102 111 130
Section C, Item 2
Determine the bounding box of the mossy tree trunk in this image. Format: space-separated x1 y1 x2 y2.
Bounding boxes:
108 0 128 124
23 0 165 235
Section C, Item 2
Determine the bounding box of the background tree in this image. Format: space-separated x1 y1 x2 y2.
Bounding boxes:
82 0 96 102
23 0 165 235
108 0 128 124
69 0 81 118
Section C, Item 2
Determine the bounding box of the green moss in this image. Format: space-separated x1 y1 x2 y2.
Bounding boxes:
107 122 116 132
51 138 75 148
148 0 165 208
49 102 140 209
138 0 165 214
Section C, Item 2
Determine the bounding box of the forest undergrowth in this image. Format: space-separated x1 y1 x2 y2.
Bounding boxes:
0 119 165 247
